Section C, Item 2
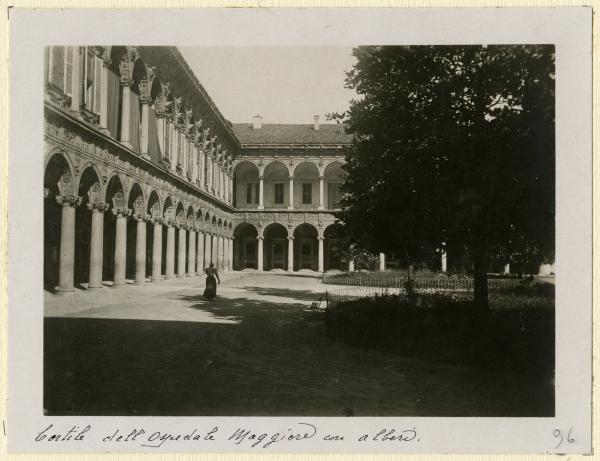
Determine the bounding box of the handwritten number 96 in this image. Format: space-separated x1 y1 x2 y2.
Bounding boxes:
553 428 574 449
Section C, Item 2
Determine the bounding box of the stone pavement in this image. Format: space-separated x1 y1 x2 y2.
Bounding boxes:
44 273 554 417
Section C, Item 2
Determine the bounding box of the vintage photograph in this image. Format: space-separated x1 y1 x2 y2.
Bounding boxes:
42 44 556 418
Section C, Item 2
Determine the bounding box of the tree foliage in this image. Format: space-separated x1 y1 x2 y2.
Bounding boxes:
335 45 555 308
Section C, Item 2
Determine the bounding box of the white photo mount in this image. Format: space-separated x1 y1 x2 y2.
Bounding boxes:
7 6 592 454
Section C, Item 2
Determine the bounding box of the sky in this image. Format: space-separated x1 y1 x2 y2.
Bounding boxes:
179 47 358 125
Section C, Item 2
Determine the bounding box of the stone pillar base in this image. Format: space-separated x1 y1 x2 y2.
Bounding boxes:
165 275 176 280
54 287 74 293
151 277 162 282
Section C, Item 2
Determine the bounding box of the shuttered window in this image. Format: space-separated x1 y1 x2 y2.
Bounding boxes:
83 48 103 115
48 46 74 96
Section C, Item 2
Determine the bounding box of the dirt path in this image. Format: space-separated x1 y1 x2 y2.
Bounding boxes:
44 274 554 416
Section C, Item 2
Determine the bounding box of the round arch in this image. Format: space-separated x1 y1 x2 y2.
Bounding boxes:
163 196 175 222
73 166 103 287
324 223 345 272
43 153 75 291
233 223 258 270
263 222 288 271
293 162 320 209
323 161 347 210
234 161 260 208
293 223 319 271
147 190 161 220
263 161 289 208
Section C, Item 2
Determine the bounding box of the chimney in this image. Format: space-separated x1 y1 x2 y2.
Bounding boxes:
252 115 262 130
313 115 320 131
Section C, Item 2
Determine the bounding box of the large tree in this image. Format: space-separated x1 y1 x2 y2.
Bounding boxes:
335 45 555 309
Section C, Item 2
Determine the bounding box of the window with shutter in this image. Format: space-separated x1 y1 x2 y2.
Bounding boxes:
274 183 284 204
48 46 65 91
93 56 103 114
64 47 73 96
302 183 313 204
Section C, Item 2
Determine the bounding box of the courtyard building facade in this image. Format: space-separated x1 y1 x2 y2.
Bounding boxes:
43 45 363 292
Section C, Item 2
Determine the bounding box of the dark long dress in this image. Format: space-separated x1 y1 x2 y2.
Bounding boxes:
204 268 219 300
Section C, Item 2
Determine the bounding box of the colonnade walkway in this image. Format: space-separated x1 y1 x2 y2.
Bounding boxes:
45 274 553 416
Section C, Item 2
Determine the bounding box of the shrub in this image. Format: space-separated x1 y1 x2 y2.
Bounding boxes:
325 294 554 377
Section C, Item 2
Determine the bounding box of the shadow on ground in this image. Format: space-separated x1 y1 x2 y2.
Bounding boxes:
44 290 554 417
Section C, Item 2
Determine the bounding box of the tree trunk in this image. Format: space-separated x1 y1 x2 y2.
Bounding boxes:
473 252 489 310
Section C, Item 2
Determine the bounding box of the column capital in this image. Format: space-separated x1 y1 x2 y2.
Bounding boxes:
287 236 294 241
319 175 324 180
258 175 264 180
288 175 294 180
318 236 325 241
112 207 132 218
87 202 109 213
152 217 165 225
134 213 151 222
140 95 153 105
257 236 264 241
56 195 82 207
120 76 134 87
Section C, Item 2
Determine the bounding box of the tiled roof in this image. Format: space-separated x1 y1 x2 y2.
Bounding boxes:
232 123 353 146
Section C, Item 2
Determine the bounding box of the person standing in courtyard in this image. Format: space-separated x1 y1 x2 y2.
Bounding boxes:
204 262 220 300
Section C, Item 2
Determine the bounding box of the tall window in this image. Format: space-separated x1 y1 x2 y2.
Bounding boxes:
302 183 313 204
328 183 343 209
47 46 74 95
274 183 284 204
83 47 103 115
246 182 258 205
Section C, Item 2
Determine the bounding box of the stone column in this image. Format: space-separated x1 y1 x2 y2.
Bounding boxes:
348 260 355 272
87 203 107 289
379 253 386 271
288 176 294 210
257 236 264 271
504 263 511 275
134 216 147 284
55 195 80 292
119 78 133 149
218 236 224 270
229 238 234 271
318 237 324 272
165 223 176 279
187 229 196 276
204 232 212 269
223 237 229 271
258 175 264 210
140 96 151 159
211 234 218 266
441 250 448 273
113 207 130 287
196 231 205 274
151 220 163 282
318 175 324 210
177 226 187 277
287 237 294 271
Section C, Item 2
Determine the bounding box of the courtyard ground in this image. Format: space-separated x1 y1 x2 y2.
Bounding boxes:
44 273 554 416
